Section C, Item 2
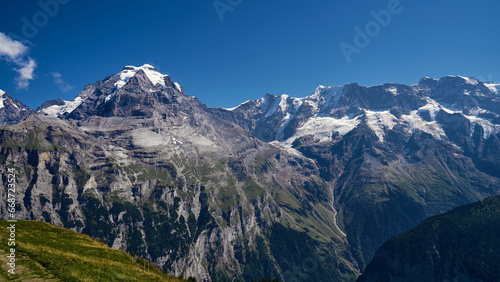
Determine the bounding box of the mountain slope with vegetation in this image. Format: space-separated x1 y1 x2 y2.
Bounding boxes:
0 220 184 281
358 195 500 282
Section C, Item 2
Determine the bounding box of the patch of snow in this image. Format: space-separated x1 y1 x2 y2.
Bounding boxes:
279 94 289 113
269 140 304 156
283 115 362 145
485 83 500 95
418 98 500 139
104 92 116 103
401 110 446 139
275 112 294 140
310 85 327 99
0 90 6 109
458 76 479 85
223 100 250 111
322 86 345 108
115 64 169 90
467 107 489 116
306 85 346 113
41 97 84 117
174 82 182 91
265 95 288 117
387 87 398 95
292 98 304 109
462 113 500 139
418 98 443 119
365 110 398 141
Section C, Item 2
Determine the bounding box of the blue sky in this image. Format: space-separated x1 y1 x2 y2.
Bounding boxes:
0 0 499 109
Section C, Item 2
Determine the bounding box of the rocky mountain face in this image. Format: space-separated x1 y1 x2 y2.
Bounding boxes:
1 66 499 281
212 75 500 268
357 195 500 282
0 65 358 281
0 89 33 126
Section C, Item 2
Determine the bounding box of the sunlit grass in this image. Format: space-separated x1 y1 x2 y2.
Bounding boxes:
0 220 184 281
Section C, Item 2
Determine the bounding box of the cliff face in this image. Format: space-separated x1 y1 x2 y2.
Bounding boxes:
358 195 500 282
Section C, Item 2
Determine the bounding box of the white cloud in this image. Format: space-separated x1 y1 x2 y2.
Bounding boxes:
51 71 74 92
15 58 37 90
0 32 28 58
0 32 37 89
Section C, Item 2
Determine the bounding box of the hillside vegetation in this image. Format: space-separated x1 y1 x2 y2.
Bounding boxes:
358 195 500 282
0 220 184 281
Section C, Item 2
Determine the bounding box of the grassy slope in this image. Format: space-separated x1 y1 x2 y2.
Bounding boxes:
0 220 184 281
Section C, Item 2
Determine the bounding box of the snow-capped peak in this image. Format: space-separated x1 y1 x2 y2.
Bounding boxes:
0 89 5 96
224 100 250 111
116 64 169 89
443 75 480 86
307 84 346 111
264 94 289 117
457 76 479 85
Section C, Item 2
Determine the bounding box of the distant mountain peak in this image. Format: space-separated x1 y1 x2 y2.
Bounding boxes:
0 89 34 126
37 64 184 118
116 64 180 91
433 75 479 87
418 76 438 88
123 63 156 70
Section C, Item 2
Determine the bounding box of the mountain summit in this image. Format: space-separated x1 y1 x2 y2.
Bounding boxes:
0 89 33 126
38 64 185 119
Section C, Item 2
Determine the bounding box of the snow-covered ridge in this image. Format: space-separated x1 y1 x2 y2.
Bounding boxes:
457 75 479 85
115 64 170 89
265 94 289 117
283 114 362 145
485 83 500 95
308 85 346 112
41 97 84 117
224 101 248 111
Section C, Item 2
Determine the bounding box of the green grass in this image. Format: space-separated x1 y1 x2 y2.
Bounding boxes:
242 177 266 202
0 220 185 281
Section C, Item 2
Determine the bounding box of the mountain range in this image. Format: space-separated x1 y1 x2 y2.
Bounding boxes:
1 64 499 281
